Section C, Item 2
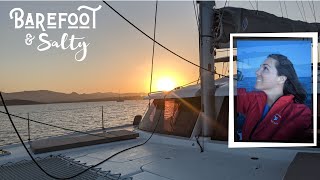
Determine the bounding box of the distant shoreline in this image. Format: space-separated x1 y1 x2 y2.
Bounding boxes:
0 96 145 106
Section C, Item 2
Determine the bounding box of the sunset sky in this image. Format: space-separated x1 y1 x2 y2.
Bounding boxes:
1 1 319 94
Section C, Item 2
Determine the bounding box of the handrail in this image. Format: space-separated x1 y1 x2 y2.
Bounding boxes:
0 110 110 139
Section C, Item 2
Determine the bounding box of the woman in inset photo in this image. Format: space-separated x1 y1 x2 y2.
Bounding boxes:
237 54 312 142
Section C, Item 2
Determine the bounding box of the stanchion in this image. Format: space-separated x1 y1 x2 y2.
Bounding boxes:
27 113 31 141
102 106 104 129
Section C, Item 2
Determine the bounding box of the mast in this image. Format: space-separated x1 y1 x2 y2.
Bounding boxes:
117 89 124 102
199 1 216 137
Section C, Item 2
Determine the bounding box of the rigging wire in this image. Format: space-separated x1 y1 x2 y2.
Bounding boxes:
296 1 306 22
1 92 82 180
0 90 166 179
102 0 234 80
213 0 232 79
0 2 165 179
308 1 317 23
150 79 200 95
3 0 207 170
101 0 214 75
222 0 228 16
218 0 228 27
195 135 204 152
178 79 199 88
1 2 207 178
300 0 307 22
284 1 288 18
279 1 283 18
213 0 228 48
0 0 264 177
148 0 158 107
0 110 114 139
27 105 101 114
148 78 202 95
1 78 201 179
248 0 255 10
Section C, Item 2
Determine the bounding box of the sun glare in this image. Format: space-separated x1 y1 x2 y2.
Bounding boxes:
156 77 176 91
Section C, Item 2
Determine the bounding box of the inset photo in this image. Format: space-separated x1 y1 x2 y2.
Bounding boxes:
229 33 318 148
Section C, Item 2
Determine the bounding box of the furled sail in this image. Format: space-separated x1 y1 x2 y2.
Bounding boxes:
214 7 320 48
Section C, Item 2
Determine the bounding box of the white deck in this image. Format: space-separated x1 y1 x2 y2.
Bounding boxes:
1 128 320 180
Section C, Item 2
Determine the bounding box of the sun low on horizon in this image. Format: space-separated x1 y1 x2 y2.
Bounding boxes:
155 77 177 92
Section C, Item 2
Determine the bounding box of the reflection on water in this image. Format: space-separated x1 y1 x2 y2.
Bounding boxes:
163 100 180 132
0 100 149 146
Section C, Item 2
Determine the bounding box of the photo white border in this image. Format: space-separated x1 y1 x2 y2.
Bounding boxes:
228 32 318 148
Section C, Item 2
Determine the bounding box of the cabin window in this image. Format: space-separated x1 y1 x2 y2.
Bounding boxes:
139 97 201 137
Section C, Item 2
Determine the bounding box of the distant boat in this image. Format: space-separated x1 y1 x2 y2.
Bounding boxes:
116 91 124 102
116 98 124 102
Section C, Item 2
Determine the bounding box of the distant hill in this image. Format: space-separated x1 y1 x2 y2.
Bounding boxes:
0 99 43 106
0 90 146 106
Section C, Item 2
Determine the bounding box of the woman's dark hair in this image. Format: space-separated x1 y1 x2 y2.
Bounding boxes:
268 54 307 104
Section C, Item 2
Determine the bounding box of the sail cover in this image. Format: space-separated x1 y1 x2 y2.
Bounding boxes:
214 7 320 47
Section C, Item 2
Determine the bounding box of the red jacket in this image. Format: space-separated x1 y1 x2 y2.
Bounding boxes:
237 88 312 142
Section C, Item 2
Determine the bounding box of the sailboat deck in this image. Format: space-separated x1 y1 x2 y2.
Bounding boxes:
2 129 320 180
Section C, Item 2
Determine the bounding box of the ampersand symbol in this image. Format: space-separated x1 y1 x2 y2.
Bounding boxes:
25 34 35 46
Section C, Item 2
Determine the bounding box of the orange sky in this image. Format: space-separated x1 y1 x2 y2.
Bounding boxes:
0 1 201 94
1 1 318 94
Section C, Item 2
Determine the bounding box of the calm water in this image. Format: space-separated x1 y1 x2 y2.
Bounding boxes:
0 100 149 146
238 77 312 108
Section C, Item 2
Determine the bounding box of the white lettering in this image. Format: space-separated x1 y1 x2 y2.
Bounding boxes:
58 13 67 29
79 13 90 25
75 42 89 61
68 13 78 26
36 13 45 31
9 5 101 30
25 13 34 26
38 33 51 51
9 6 99 62
37 33 89 61
47 13 56 26
77 5 101 28
9 8 24 29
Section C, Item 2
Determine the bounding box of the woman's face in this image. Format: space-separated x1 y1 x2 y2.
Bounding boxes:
255 58 282 92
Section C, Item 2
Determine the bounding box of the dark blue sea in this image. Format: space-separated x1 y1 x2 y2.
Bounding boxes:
237 77 312 108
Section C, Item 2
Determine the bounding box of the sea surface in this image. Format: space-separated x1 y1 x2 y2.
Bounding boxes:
0 100 149 146
238 77 312 108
